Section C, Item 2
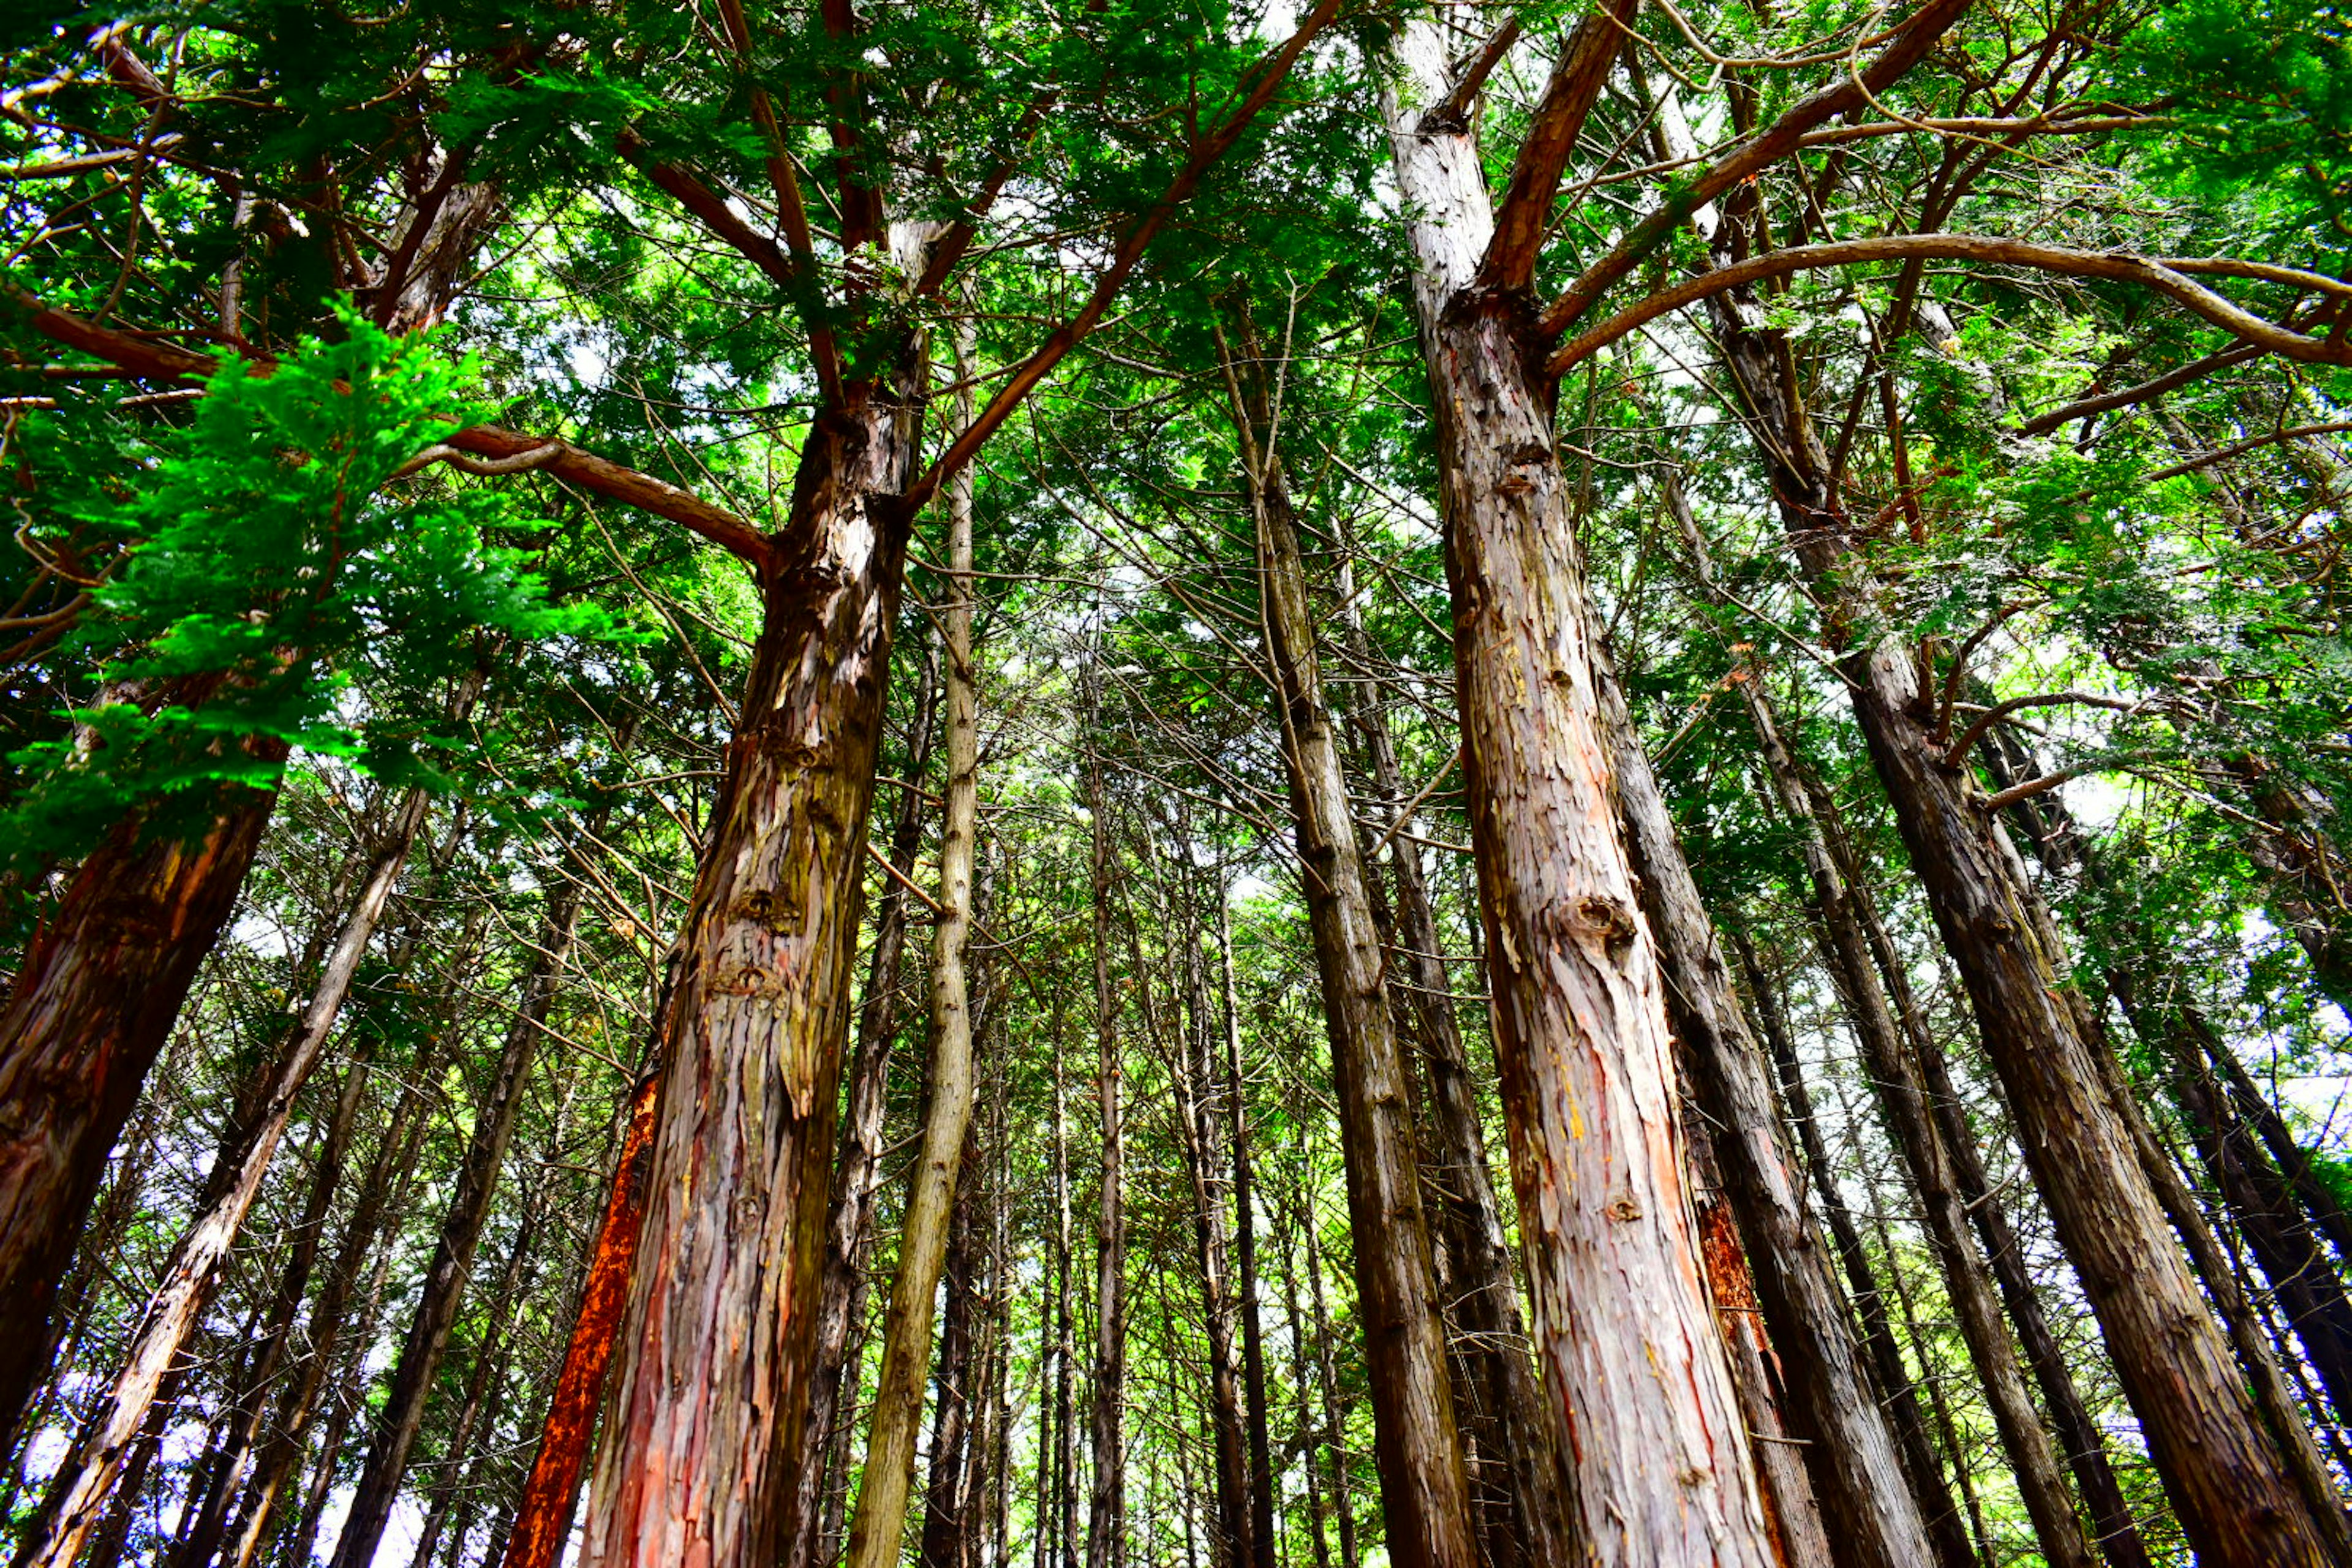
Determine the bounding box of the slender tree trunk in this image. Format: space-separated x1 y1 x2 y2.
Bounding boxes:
790 635 944 1568
165 1023 383 1568
330 870 587 1568
225 1005 445 1568
1730 931 1978 1568
1300 1176 1359 1568
1049 1009 1079 1568
1730 669 2094 1568
496 1070 661 1568
15 783 434 1568
1217 902 1279 1568
1278 1205 1334 1568
842 333 981 1568
1382 33 1773 1562
1219 324 1479 1568
1084 643 1128 1568
408 1207 538 1568
1167 899 1253 1568
919 1116 989 1568
578 337 927 1568
0 766 281 1433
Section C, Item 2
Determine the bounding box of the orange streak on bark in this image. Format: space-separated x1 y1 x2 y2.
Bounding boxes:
499 1073 662 1568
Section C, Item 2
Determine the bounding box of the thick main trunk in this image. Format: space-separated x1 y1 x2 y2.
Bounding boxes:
578 380 922 1568
1384 31 1772 1564
1588 646 1934 1568
15 784 432 1568
790 636 943 1568
1234 402 1476 1568
331 876 585 1568
843 352 982 1568
496 1071 661 1568
0 770 280 1433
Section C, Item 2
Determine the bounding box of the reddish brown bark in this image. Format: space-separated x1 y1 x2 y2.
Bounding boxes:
0 775 279 1433
497 1071 660 1568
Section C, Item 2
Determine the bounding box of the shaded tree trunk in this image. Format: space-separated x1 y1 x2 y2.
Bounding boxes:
1703 247 2340 1566
1730 930 1979 1568
1084 640 1128 1568
330 869 589 1568
496 1070 661 1568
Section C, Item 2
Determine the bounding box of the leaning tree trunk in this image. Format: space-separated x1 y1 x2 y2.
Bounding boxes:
1223 344 1477 1568
1382 28 1776 1562
1215 906 1279 1568
1730 932 1979 1568
842 340 983 1568
1726 663 2094 1568
15 782 433 1568
788 633 943 1568
497 1070 661 1568
576 347 925 1568
919 1116 989 1568
1704 270 2341 1566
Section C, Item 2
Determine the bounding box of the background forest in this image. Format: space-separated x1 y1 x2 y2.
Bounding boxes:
4 0 2352 1566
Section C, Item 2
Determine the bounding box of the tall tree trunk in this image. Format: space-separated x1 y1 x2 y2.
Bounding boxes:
330 871 587 1568
1299 1170 1360 1568
1588 636 1946 1568
1084 643 1128 1568
1216 903 1280 1568
1381 32 1773 1562
790 635 944 1568
1730 931 1979 1568
224 1003 446 1568
1730 670 2093 1568
165 1022 384 1568
1702 253 2340 1566
1166 892 1254 1568
496 1070 661 1568
1219 322 1479 1568
842 334 982 1568
408 1207 538 1568
0 766 281 1434
919 1117 989 1568
15 783 434 1568
578 344 927 1568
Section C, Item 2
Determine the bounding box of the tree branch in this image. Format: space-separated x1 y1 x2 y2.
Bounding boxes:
1420 18 1523 134
1945 688 2144 766
1539 0 1974 339
1543 234 2352 376
900 0 1348 513
6 287 774 569
1480 0 1638 293
2016 342 2265 436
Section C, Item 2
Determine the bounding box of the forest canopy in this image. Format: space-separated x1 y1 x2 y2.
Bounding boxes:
5 1 2352 1567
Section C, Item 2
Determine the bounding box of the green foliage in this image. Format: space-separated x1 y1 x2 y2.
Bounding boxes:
0 307 611 888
